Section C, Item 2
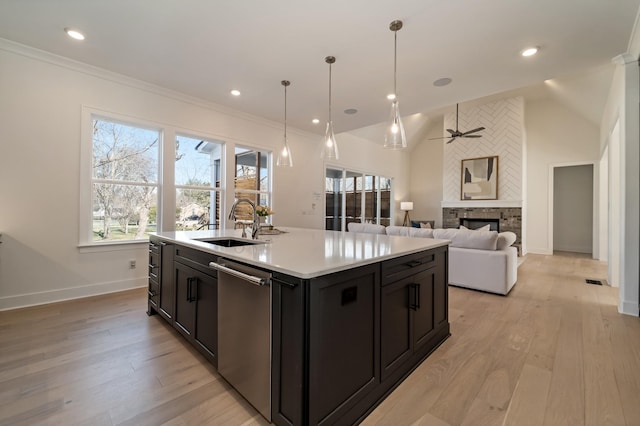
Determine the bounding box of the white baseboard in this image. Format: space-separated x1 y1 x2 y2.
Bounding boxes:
619 300 640 317
0 278 147 311
526 247 553 255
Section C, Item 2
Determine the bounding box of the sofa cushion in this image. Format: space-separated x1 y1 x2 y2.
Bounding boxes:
408 227 433 238
347 222 386 234
385 226 410 236
433 228 498 250
496 231 517 250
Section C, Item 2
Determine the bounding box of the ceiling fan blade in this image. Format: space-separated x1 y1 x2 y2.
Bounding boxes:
446 128 455 134
428 136 450 140
446 138 456 144
461 127 485 136
461 134 482 138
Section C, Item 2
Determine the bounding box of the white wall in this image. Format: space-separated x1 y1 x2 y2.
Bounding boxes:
525 98 600 254
0 41 410 310
442 97 524 204
600 50 640 315
553 165 594 253
409 118 444 227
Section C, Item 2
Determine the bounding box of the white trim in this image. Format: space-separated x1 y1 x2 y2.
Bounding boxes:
0 278 147 311
619 300 640 317
527 247 553 255
78 240 148 253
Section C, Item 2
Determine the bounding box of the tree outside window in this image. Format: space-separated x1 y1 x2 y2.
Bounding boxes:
91 118 159 241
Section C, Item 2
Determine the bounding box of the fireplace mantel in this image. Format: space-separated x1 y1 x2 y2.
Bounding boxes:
441 200 522 209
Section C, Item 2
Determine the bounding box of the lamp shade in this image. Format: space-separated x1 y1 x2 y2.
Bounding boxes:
400 201 413 211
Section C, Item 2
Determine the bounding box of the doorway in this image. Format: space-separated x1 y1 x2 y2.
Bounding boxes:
552 164 594 254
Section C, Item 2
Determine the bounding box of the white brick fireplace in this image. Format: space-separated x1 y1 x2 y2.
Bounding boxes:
441 96 527 253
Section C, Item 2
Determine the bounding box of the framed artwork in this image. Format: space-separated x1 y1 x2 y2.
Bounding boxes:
461 156 498 200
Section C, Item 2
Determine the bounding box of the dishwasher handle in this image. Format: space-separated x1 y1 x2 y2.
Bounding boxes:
209 261 270 286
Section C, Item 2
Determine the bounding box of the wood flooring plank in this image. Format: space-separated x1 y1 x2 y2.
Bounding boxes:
503 363 552 426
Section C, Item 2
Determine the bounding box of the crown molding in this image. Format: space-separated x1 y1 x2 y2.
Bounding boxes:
611 53 637 65
0 37 318 141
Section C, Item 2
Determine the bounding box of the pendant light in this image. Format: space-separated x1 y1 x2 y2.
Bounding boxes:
321 56 339 160
384 20 407 149
276 80 293 167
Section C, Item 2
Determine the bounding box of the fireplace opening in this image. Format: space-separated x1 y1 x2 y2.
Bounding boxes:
459 218 500 232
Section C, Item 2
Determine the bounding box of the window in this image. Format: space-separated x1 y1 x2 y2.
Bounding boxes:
90 117 160 242
325 168 392 231
233 146 272 222
175 135 223 230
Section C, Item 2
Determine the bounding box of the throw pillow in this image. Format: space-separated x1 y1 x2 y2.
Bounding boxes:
420 222 432 229
460 224 491 231
496 232 517 250
451 230 498 250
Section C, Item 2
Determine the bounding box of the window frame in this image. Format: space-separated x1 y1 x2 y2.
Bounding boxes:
174 133 225 231
80 108 163 248
233 145 273 223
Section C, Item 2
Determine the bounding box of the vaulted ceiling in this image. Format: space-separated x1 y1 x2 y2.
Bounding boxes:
1 0 638 138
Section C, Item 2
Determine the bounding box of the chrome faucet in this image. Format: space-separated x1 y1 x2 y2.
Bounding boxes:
228 198 260 239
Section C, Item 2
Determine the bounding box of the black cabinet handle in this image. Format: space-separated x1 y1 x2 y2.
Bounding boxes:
187 277 197 302
409 283 420 310
149 264 158 270
405 260 422 268
159 241 167 246
148 290 156 297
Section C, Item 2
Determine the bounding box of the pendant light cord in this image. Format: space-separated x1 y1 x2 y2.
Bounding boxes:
284 83 287 140
393 29 397 97
328 61 332 122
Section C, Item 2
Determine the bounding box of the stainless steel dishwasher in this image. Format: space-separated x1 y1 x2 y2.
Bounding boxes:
209 259 272 421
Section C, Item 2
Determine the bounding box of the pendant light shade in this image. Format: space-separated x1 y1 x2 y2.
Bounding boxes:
321 56 339 160
276 80 293 167
384 20 407 150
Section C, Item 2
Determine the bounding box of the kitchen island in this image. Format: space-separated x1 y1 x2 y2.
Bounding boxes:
147 227 450 426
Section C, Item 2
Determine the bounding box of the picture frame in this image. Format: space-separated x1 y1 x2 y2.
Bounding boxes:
461 156 498 200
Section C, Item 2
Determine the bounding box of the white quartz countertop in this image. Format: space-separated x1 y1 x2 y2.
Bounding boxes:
152 227 449 279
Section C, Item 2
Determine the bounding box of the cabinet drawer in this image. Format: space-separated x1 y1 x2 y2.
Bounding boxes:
149 240 160 255
148 281 159 306
149 251 160 281
175 245 218 276
381 249 438 285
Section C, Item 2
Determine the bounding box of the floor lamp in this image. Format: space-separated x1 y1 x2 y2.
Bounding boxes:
401 202 413 227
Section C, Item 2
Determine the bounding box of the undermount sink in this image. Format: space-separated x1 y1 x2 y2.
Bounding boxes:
197 238 263 247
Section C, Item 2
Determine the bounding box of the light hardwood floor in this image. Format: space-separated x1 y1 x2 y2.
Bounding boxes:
1 253 638 425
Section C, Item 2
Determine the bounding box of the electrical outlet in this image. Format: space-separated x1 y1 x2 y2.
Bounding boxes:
129 260 136 269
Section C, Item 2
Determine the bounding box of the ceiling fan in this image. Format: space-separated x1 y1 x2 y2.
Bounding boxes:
430 103 485 144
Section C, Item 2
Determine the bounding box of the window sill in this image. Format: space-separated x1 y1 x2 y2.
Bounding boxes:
78 240 148 253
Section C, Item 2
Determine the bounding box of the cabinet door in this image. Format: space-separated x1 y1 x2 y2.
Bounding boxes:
380 278 413 381
308 265 379 425
174 262 196 337
159 242 175 321
412 269 436 351
194 271 217 362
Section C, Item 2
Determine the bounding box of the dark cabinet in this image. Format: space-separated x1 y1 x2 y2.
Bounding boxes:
148 237 175 321
158 241 175 320
307 264 380 425
147 239 161 314
174 261 218 364
380 247 448 381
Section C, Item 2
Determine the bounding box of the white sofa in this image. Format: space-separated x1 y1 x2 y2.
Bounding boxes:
351 223 518 295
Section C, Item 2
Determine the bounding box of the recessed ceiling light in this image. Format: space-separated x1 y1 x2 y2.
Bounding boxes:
344 108 358 115
64 28 85 41
521 47 539 57
387 94 396 100
230 89 241 96
312 118 320 124
433 77 452 87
